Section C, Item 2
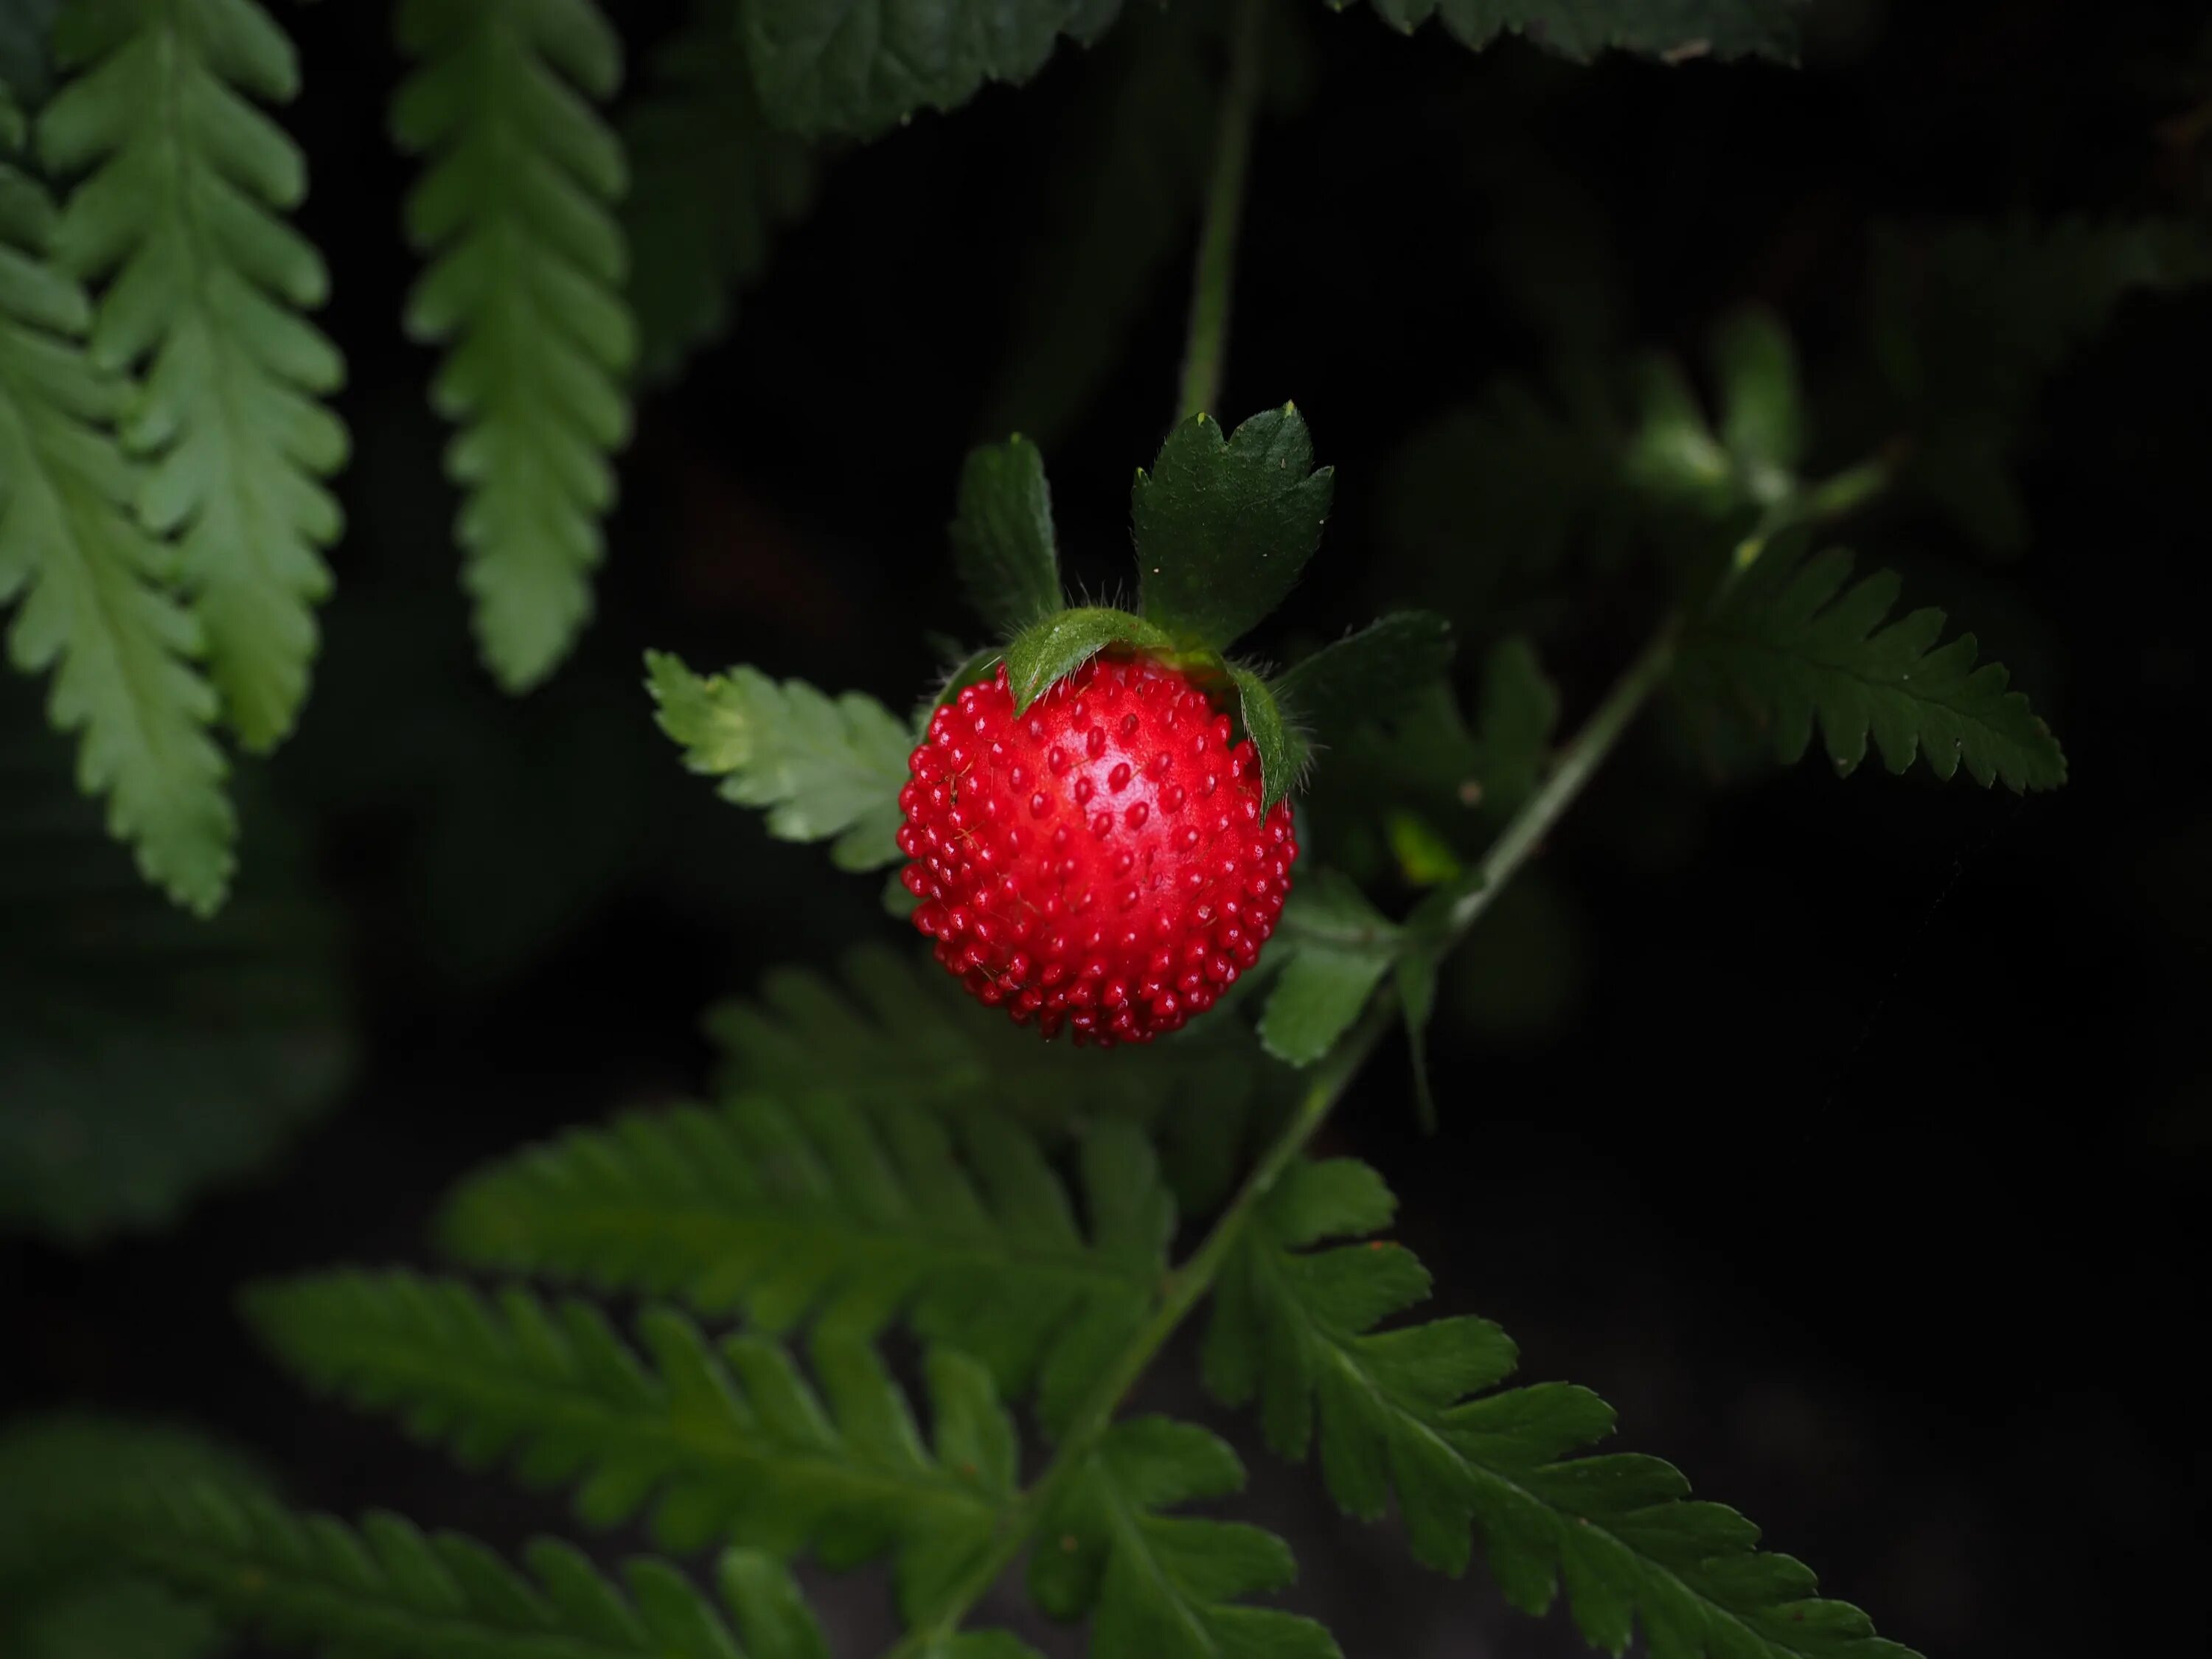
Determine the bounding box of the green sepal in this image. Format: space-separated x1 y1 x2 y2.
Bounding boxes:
1003 606 1174 713
950 435 1062 636
1271 612 1454 751
1260 870 1401 1066
1134 406 1334 650
1224 662 1305 813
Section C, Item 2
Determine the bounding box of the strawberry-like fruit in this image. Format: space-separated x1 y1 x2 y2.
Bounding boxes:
897 655 1298 1046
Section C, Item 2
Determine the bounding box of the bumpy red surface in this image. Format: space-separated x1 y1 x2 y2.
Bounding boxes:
897 655 1298 1046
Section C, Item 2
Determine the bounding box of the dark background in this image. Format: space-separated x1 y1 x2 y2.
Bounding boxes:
7 1 2208 1656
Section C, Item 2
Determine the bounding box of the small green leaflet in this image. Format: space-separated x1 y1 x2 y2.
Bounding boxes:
950 435 1062 636
1261 870 1401 1065
1003 605 1172 712
1272 612 1454 750
1348 0 1804 63
646 651 912 869
1028 1416 1338 1659
1225 661 1304 813
394 0 636 694
746 0 1088 139
1681 540 2067 790
0 145 235 913
1712 307 1804 484
1135 407 1335 650
625 0 814 383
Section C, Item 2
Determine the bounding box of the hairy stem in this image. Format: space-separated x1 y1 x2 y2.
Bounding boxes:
892 611 1685 1655
1174 0 1265 423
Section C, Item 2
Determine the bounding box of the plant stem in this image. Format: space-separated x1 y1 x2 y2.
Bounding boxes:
1175 0 1265 423
890 611 1684 1657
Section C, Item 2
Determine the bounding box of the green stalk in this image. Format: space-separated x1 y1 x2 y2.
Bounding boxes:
1174 0 1265 423
888 610 1686 1656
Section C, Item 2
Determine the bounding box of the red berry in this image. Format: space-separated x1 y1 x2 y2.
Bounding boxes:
898 655 1298 1046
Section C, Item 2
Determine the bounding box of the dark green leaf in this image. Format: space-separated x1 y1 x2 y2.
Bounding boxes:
645 651 912 869
1395 948 1440 1132
1225 661 1306 813
950 437 1062 636
1134 407 1335 650
1003 605 1172 712
1272 613 1454 750
1261 870 1399 1065
1466 638 1559 815
1352 0 1804 63
746 0 1085 138
1712 307 1804 481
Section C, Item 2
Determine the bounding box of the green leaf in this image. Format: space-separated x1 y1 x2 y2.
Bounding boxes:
0 700 351 1245
1134 406 1335 650
1394 946 1440 1132
248 1273 1014 1620
625 0 814 383
1029 1416 1338 1659
1680 540 2067 790
646 650 912 870
113 1486 838 1659
394 0 635 692
0 147 234 911
1711 307 1804 483
950 435 1062 636
1272 612 1455 751
1003 605 1172 712
437 1088 1173 1430
1466 636 1559 815
1261 870 1400 1065
0 1 60 105
745 0 1088 139
41 0 349 753
1225 660 1304 812
1351 0 1804 63
1204 1156 1923 1659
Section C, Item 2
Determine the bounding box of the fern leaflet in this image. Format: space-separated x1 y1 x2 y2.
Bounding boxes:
1680 539 2065 790
114 1484 847 1659
0 127 232 911
439 1092 1170 1430
1204 1158 1919 1659
1029 1416 1337 1659
625 0 812 383
248 1272 1015 1620
40 0 347 752
393 0 635 692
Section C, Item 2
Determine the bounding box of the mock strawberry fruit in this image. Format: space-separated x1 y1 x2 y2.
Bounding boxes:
897 655 1297 1045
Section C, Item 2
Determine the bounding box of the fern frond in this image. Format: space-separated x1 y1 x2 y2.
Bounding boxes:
0 137 233 911
625 0 812 383
439 1093 1171 1430
247 1271 1016 1619
705 944 1271 1209
39 0 347 752
1681 540 2065 790
1029 1416 1337 1659
393 0 634 692
1204 1158 1920 1659
116 1484 840 1659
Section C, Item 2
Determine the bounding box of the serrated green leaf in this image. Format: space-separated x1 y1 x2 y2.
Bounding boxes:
1134 407 1335 650
1467 636 1559 815
437 1086 1173 1430
41 0 349 753
1030 1416 1339 1659
0 152 234 911
745 0 1087 139
247 1273 1014 1620
1003 605 1172 712
1272 612 1454 751
394 0 635 692
1352 0 1804 63
646 650 912 870
1680 540 2067 790
625 0 814 384
111 1485 833 1659
1225 661 1304 813
950 435 1062 636
1204 1155 1923 1659
1261 869 1399 1065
